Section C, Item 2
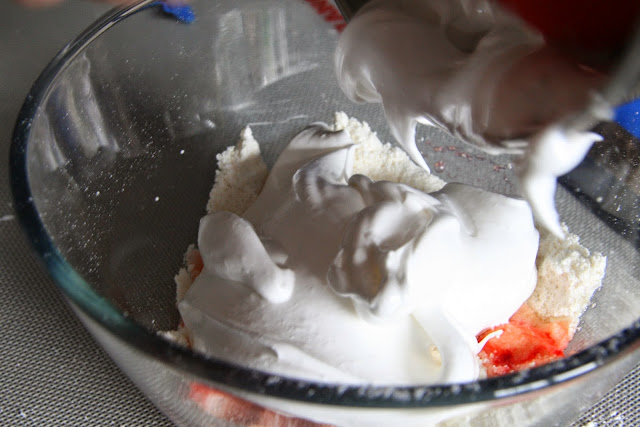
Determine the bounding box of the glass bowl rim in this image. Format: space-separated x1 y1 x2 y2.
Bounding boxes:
9 0 640 409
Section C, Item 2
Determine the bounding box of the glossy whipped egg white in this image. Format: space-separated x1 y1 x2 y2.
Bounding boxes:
179 122 539 385
335 0 606 236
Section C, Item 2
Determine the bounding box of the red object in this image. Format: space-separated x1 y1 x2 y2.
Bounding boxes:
498 0 640 61
185 247 204 280
188 383 331 426
305 0 347 32
477 304 571 377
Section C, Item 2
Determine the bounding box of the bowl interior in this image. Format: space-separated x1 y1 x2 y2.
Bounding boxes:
17 0 640 395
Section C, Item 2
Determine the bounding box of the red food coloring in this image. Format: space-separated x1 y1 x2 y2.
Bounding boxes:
477 303 571 377
188 383 331 426
186 248 204 280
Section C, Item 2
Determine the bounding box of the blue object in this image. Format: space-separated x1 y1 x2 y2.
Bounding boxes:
159 3 196 24
614 98 640 139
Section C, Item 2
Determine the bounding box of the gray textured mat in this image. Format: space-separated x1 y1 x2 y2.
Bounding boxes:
0 3 171 426
0 2 637 426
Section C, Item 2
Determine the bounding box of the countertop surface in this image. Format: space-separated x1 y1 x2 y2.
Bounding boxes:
0 2 638 426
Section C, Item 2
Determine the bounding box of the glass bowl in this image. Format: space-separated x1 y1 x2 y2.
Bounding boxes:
10 1 640 425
